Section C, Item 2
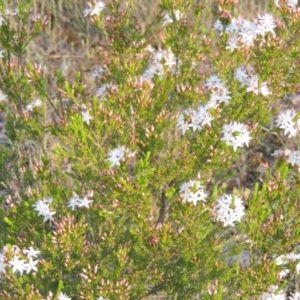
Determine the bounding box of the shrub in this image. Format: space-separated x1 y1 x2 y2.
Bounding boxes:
1 0 300 299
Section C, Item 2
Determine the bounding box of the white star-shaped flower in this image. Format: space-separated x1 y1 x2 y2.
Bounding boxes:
33 198 56 223
68 196 80 211
24 246 40 258
77 195 93 209
107 146 126 167
0 90 7 102
25 98 42 112
58 292 71 300
81 110 93 125
83 1 106 17
42 210 56 223
176 112 189 135
25 257 39 274
33 200 49 216
8 255 27 276
226 35 239 52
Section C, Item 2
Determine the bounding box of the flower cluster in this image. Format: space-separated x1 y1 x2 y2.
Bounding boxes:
277 252 300 281
234 65 271 96
0 245 40 277
268 107 300 171
214 194 245 227
261 252 300 299
214 13 276 51
107 146 135 167
179 180 207 206
205 75 232 108
273 149 300 170
287 151 300 168
142 45 179 81
67 191 94 210
33 197 56 223
95 82 118 100
176 106 213 135
275 252 300 266
221 121 252 152
275 109 300 137
176 75 231 135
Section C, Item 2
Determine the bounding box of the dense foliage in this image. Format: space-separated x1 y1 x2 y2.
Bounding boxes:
1 0 300 299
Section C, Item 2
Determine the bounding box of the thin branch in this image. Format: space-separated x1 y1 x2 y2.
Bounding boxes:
156 189 168 226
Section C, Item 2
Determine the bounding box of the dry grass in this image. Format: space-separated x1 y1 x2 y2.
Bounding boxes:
2 0 270 85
